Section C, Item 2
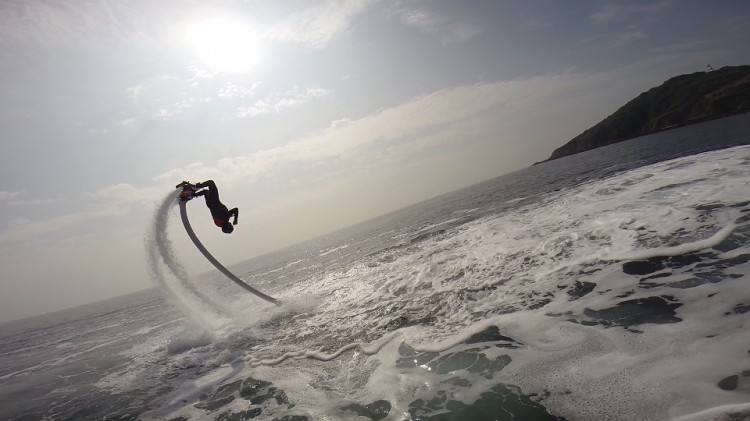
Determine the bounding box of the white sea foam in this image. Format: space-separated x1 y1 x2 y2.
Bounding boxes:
22 145 747 421
94 191 260 395
232 145 750 420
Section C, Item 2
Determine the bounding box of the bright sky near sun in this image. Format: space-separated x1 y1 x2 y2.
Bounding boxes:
1 0 749 322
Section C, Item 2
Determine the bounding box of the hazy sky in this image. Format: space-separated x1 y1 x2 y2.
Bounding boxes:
1 0 748 322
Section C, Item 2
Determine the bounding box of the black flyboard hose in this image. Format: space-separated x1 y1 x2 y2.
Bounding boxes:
178 199 280 306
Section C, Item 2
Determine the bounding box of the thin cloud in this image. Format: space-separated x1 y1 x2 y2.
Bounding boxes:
517 17 552 32
623 29 648 41
236 86 332 118
118 52 716 224
10 199 60 206
126 73 261 121
119 118 137 128
95 183 164 206
264 0 378 48
0 191 21 202
0 191 56 206
606 27 650 48
154 97 204 120
649 39 709 54
0 0 163 50
0 1 90 47
218 81 260 99
0 182 165 247
186 64 215 83
156 74 587 188
393 6 482 44
590 1 671 48
0 206 125 248
9 198 58 206
591 0 672 24
440 22 482 45
399 9 441 31
0 183 160 247
721 14 750 34
154 152 283 187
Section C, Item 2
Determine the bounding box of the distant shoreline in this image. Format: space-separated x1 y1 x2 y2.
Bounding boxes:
535 65 750 165
532 111 749 166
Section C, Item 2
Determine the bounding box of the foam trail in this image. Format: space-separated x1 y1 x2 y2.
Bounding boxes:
602 217 738 261
146 191 224 322
247 332 400 367
154 192 224 313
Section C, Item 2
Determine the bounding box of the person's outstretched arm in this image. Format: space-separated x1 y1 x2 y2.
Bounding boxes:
229 208 239 225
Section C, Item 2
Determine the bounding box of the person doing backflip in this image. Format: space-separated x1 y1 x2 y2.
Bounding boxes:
177 180 238 234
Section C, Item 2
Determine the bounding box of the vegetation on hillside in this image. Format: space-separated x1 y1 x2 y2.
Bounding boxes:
547 65 750 161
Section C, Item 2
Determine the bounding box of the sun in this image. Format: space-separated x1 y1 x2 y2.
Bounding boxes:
184 17 261 74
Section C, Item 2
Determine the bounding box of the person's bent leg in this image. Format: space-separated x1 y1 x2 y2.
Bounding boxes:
195 180 216 191
195 180 220 205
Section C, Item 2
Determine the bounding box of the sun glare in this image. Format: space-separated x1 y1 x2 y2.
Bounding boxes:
184 17 261 74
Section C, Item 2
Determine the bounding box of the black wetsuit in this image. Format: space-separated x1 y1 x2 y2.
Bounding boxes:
193 180 238 227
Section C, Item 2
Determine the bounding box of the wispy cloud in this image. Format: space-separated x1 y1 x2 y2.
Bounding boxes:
0 2 90 48
148 51 713 196
0 206 124 248
119 118 137 128
95 183 164 206
0 182 165 248
393 6 482 44
0 191 20 202
517 17 552 32
648 39 709 54
0 191 56 206
124 75 221 121
155 97 207 119
153 152 283 187
9 198 58 206
721 14 750 35
591 0 672 24
218 81 261 99
590 0 671 47
236 86 332 118
605 26 650 48
622 29 648 41
125 75 306 122
0 182 167 249
0 0 160 51
264 0 378 48
154 74 586 188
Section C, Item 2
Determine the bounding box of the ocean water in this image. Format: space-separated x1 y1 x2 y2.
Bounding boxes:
2 113 750 421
